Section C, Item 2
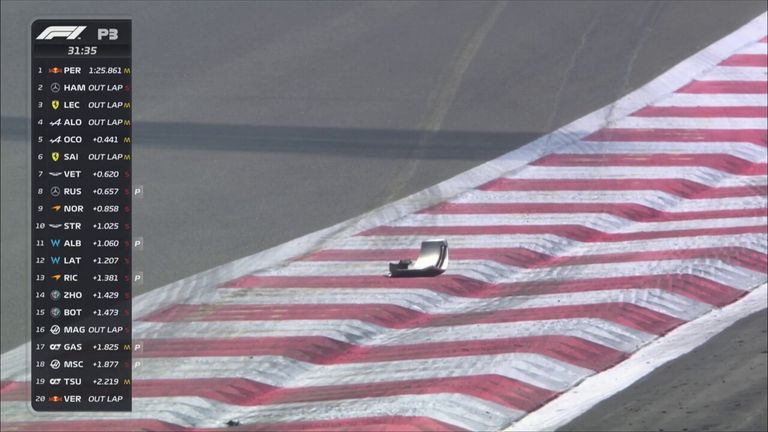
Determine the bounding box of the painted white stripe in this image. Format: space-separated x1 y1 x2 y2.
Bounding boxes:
508 166 767 186
604 216 766 233
389 214 767 233
183 288 711 321
698 66 767 81
0 345 26 381
652 93 767 106
256 259 766 288
608 116 767 129
1 393 523 431
135 352 592 392
333 233 767 255
132 318 655 353
451 190 767 212
567 141 767 161
737 43 768 55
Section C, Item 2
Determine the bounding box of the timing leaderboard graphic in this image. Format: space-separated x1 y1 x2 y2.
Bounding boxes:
31 20 132 411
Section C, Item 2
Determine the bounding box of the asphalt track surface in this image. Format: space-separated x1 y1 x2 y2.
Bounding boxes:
1 0 766 429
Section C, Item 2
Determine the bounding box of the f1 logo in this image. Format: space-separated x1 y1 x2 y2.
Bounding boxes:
36 26 86 40
97 28 118 40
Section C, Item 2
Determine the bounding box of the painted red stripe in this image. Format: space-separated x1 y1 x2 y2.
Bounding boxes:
142 302 682 335
135 335 626 371
677 80 767 94
419 202 765 223
138 335 352 361
584 129 767 146
0 417 463 432
143 303 424 326
307 247 768 273
719 53 768 67
0 381 27 402
741 163 768 175
357 224 765 242
479 178 766 198
632 106 768 118
532 153 765 173
133 375 556 413
221 274 743 307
